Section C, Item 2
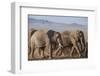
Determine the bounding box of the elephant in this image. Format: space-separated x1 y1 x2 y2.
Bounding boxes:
30 29 63 59
70 30 85 57
59 31 73 56
30 29 49 59
47 30 63 58
61 30 85 57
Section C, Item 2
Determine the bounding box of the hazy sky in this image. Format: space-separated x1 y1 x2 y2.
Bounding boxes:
28 15 88 25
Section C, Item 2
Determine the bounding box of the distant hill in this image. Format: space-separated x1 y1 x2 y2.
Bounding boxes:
28 18 87 32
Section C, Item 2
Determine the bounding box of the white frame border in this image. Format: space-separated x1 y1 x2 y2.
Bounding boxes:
11 2 97 74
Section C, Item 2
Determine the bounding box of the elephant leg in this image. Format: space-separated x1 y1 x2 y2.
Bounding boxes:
41 48 44 58
74 45 81 57
77 42 81 52
38 48 41 56
79 37 85 53
48 44 52 59
55 41 63 56
30 41 35 59
42 50 44 58
37 48 42 58
38 48 44 58
81 41 85 52
28 47 31 56
34 48 41 58
70 46 74 57
32 48 35 58
42 47 45 58
30 46 34 59
55 47 62 56
79 41 84 57
45 41 51 59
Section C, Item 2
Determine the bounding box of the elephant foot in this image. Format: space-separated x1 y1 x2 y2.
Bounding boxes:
78 54 81 58
29 55 33 60
40 55 44 59
70 55 73 58
48 56 52 59
44 55 49 59
69 52 73 57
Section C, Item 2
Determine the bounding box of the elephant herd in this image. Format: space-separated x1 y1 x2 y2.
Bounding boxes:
28 28 88 60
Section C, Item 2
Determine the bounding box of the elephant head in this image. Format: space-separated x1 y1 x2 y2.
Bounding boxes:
76 30 85 52
55 32 63 48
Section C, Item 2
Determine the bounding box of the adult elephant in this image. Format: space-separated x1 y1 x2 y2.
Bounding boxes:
47 30 63 58
70 30 85 57
30 29 63 59
61 30 85 57
30 30 49 59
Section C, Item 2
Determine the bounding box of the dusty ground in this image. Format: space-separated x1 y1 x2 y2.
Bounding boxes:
28 45 88 60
